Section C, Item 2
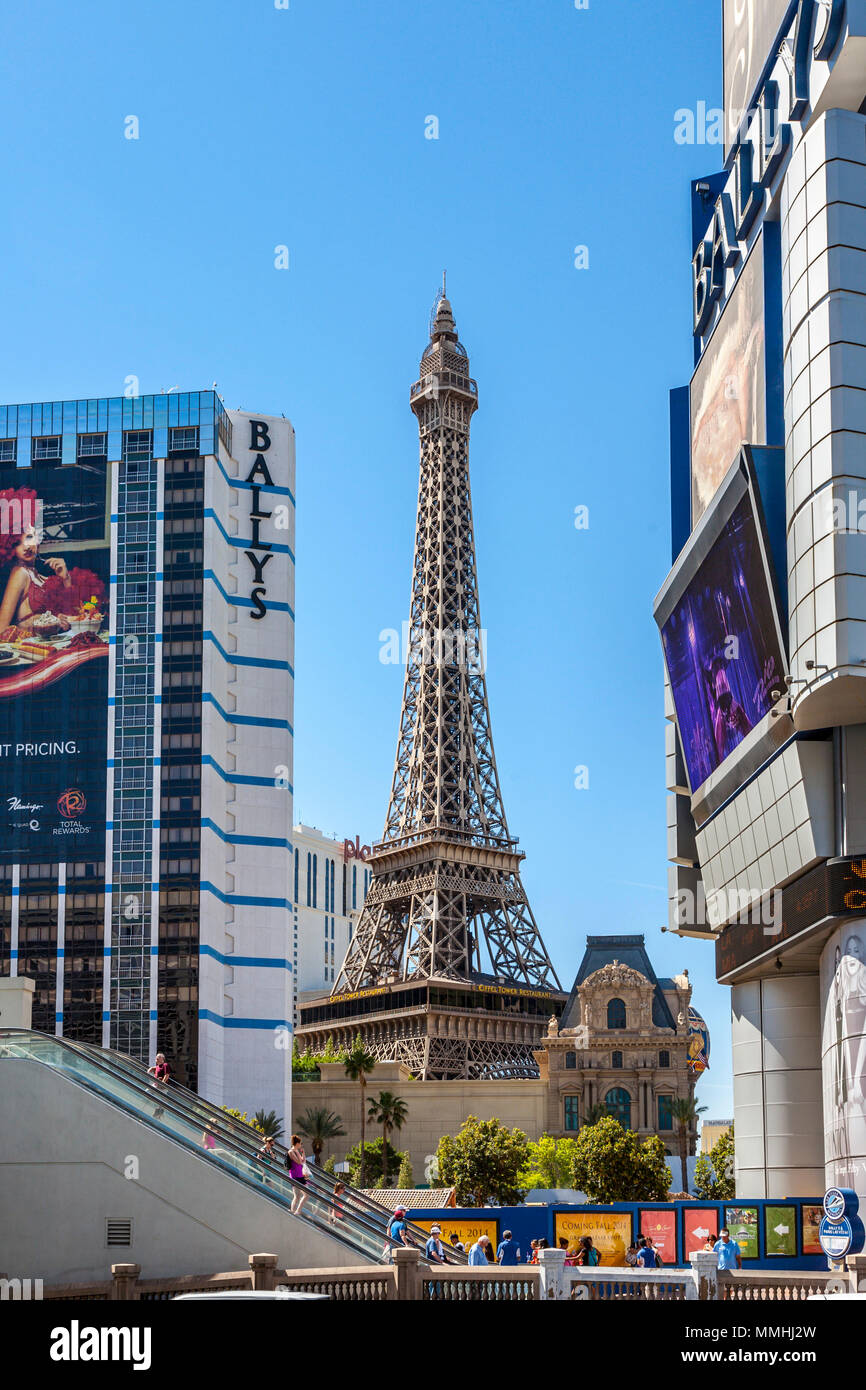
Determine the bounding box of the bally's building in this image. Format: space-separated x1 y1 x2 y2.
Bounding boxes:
0 391 294 1122
656 0 866 1199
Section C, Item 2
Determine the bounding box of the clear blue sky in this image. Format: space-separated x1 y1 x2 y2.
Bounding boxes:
0 0 733 1117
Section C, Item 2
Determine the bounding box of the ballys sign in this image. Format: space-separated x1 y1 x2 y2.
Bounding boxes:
244 418 281 620
693 0 848 338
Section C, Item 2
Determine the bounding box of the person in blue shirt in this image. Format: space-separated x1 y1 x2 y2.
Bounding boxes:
713 1228 742 1271
496 1230 521 1266
387 1207 411 1252
468 1236 492 1265
424 1225 446 1264
636 1237 659 1268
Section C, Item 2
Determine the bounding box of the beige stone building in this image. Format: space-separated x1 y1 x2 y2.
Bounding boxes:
292 936 706 1177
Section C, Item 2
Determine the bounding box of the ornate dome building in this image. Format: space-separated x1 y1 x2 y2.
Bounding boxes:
534 934 703 1154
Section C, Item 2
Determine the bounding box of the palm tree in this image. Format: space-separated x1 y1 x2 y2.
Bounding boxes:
295 1107 346 1164
343 1036 377 1187
670 1096 707 1193
367 1091 409 1186
582 1102 609 1128
254 1109 284 1140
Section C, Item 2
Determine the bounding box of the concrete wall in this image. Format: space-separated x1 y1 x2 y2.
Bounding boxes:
731 975 824 1196
293 1063 549 1177
0 1058 365 1285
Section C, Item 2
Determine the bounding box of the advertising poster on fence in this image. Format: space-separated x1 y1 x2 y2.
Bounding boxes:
764 1206 797 1258
683 1207 720 1256
725 1205 759 1259
413 1218 499 1256
639 1209 677 1264
802 1205 824 1256
555 1211 631 1266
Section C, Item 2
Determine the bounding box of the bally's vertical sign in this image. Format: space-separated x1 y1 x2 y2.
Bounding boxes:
239 417 293 621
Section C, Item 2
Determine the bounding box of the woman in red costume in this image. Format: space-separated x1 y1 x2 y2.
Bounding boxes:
0 485 105 633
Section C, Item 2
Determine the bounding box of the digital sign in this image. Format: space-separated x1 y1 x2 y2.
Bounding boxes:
716 856 866 980
0 462 110 860
661 492 785 790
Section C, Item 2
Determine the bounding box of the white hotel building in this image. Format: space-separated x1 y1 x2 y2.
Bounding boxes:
292 823 371 1029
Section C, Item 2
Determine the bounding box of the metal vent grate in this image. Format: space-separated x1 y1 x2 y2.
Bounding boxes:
105 1219 133 1248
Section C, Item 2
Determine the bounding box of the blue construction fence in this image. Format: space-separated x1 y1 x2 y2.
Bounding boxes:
405 1196 828 1270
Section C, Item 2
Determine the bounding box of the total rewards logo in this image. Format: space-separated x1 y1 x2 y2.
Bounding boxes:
54 787 88 836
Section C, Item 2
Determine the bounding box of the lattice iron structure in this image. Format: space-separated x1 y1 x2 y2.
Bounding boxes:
297 292 565 1079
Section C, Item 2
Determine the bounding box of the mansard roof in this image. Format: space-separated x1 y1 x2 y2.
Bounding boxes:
561 934 677 1032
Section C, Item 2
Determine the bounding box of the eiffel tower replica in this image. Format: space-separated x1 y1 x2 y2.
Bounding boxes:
297 286 565 1079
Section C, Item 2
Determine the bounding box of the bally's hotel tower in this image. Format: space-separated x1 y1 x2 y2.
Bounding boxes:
0 392 294 1120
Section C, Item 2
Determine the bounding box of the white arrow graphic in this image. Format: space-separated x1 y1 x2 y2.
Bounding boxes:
774 1224 789 1235
694 1227 710 1239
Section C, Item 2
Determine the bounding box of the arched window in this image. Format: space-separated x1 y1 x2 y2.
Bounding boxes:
612 1050 623 1069
605 1086 631 1129
607 997 627 1030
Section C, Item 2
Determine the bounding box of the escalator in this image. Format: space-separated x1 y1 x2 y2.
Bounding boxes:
0 1028 464 1266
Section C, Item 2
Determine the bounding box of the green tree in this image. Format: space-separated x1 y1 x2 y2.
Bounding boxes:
346 1137 404 1187
567 1116 669 1203
693 1125 736 1199
435 1115 530 1207
323 1155 337 1176
434 1134 456 1187
253 1109 284 1141
670 1096 708 1193
343 1036 377 1188
397 1153 414 1189
519 1134 581 1191
295 1106 346 1164
222 1107 266 1137
367 1091 409 1186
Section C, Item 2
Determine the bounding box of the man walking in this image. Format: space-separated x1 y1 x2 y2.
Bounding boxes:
713 1228 742 1271
425 1224 446 1264
496 1230 521 1266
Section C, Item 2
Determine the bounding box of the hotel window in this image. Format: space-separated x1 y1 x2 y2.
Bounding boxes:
607 997 626 1030
294 851 299 903
659 1050 670 1068
33 435 61 460
312 855 318 909
169 426 199 454
123 430 152 462
0 439 16 462
564 1052 576 1070
352 866 357 910
605 1086 631 1129
563 1096 579 1132
342 864 347 916
330 861 335 914
78 433 107 457
657 1095 674 1131
324 861 330 913
306 852 311 907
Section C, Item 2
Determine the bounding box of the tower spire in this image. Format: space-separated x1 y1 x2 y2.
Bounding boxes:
297 294 564 1080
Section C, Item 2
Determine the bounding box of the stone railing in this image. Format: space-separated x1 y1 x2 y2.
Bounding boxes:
16 1249 866 1303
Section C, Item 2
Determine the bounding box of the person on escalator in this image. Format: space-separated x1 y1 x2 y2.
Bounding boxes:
147 1052 172 1120
286 1134 309 1216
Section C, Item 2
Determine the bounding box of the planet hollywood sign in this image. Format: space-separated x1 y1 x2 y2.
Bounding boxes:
693 0 847 338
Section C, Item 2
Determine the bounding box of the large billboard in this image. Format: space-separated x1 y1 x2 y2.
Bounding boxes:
554 1210 631 1266
690 238 766 527
660 492 786 791
723 0 792 154
0 462 110 860
821 923 866 1191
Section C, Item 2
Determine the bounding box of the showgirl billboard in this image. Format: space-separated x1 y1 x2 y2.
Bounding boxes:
0 461 110 859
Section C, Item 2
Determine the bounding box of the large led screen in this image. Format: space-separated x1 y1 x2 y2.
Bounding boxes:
690 237 766 527
661 493 785 791
0 462 110 860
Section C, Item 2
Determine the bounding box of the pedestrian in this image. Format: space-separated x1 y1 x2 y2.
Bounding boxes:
285 1133 309 1215
425 1224 447 1264
703 1232 718 1251
449 1232 465 1254
201 1128 216 1151
147 1052 171 1119
328 1181 347 1225
496 1229 521 1266
257 1134 278 1186
558 1236 576 1267
637 1236 659 1268
575 1236 601 1267
713 1228 742 1271
468 1234 491 1265
386 1206 412 1256
625 1241 640 1267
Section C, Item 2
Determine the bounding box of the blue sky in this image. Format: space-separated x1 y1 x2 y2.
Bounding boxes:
0 0 733 1116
